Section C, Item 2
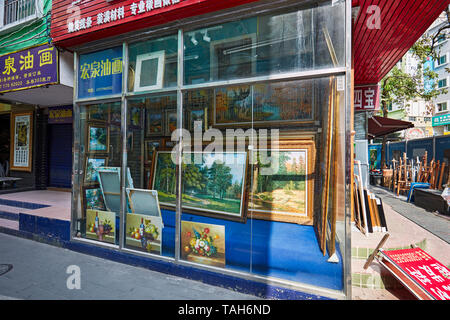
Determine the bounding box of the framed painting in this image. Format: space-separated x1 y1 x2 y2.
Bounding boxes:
152 151 248 222
187 108 208 132
127 131 133 152
249 139 315 225
214 85 252 126
134 51 165 92
252 80 314 124
109 103 122 125
146 111 163 136
165 109 177 136
181 221 225 268
82 186 107 212
84 155 108 185
214 80 314 127
128 106 142 128
10 111 33 172
163 138 177 149
144 139 161 164
85 209 116 244
88 104 109 122
87 123 109 154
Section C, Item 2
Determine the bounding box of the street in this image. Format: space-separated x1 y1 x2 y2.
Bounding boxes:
0 233 260 300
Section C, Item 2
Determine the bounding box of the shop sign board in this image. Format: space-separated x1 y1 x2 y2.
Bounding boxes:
354 84 380 111
48 106 73 124
51 0 259 47
0 44 58 93
381 248 450 300
432 113 450 127
78 46 123 99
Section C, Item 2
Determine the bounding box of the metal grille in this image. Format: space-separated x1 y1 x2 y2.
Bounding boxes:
4 0 36 25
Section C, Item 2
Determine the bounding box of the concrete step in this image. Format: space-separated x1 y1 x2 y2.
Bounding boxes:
0 217 19 230
0 204 22 221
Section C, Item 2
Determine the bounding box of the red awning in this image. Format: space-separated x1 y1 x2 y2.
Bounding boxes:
368 115 414 138
353 0 450 85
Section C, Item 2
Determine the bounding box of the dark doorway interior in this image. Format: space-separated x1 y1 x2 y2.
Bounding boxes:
48 123 73 189
0 114 10 176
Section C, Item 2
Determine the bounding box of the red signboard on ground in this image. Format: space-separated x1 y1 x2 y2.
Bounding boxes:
381 248 450 300
51 0 259 47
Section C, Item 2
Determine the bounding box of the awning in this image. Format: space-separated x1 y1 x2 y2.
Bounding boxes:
352 0 450 85
368 115 414 138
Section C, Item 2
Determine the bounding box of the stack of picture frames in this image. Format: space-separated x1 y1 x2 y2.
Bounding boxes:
353 160 388 235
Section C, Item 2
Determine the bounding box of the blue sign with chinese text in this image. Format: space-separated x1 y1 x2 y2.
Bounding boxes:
78 46 123 99
0 44 58 93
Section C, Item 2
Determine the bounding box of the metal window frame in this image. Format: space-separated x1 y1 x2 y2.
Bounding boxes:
70 0 351 300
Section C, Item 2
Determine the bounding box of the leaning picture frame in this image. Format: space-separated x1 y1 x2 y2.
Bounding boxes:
249 138 316 225
134 51 165 92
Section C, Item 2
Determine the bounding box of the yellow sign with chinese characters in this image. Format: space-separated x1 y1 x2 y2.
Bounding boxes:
0 44 59 93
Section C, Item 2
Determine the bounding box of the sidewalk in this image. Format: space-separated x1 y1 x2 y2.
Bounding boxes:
0 233 261 300
351 185 450 300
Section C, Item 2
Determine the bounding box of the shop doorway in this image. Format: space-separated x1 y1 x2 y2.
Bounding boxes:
0 113 10 177
48 123 73 189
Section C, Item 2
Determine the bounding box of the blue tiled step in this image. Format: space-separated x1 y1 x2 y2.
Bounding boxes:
0 198 50 210
0 204 21 221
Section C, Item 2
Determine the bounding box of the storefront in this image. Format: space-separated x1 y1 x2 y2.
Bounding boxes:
51 0 352 299
0 42 74 191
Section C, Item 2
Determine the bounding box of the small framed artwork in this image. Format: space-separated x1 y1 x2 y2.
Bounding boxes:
88 104 109 122
134 51 165 92
10 111 33 172
83 186 107 211
144 139 161 164
87 123 109 154
127 131 133 152
188 108 208 132
128 106 142 128
109 103 121 125
162 137 177 149
165 109 177 136
181 221 225 268
146 111 164 136
84 155 108 185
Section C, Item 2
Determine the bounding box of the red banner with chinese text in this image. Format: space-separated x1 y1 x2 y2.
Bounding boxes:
383 248 450 300
354 84 380 111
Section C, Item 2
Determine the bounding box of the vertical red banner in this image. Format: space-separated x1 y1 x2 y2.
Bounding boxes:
354 84 380 111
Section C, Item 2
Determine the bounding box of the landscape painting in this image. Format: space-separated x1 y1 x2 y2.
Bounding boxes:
87 124 109 153
84 156 108 185
214 85 252 125
146 112 163 135
250 150 308 217
88 104 108 122
84 187 106 211
152 151 247 221
214 81 313 126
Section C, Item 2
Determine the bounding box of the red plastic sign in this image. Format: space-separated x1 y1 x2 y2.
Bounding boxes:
383 248 450 300
354 84 380 111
